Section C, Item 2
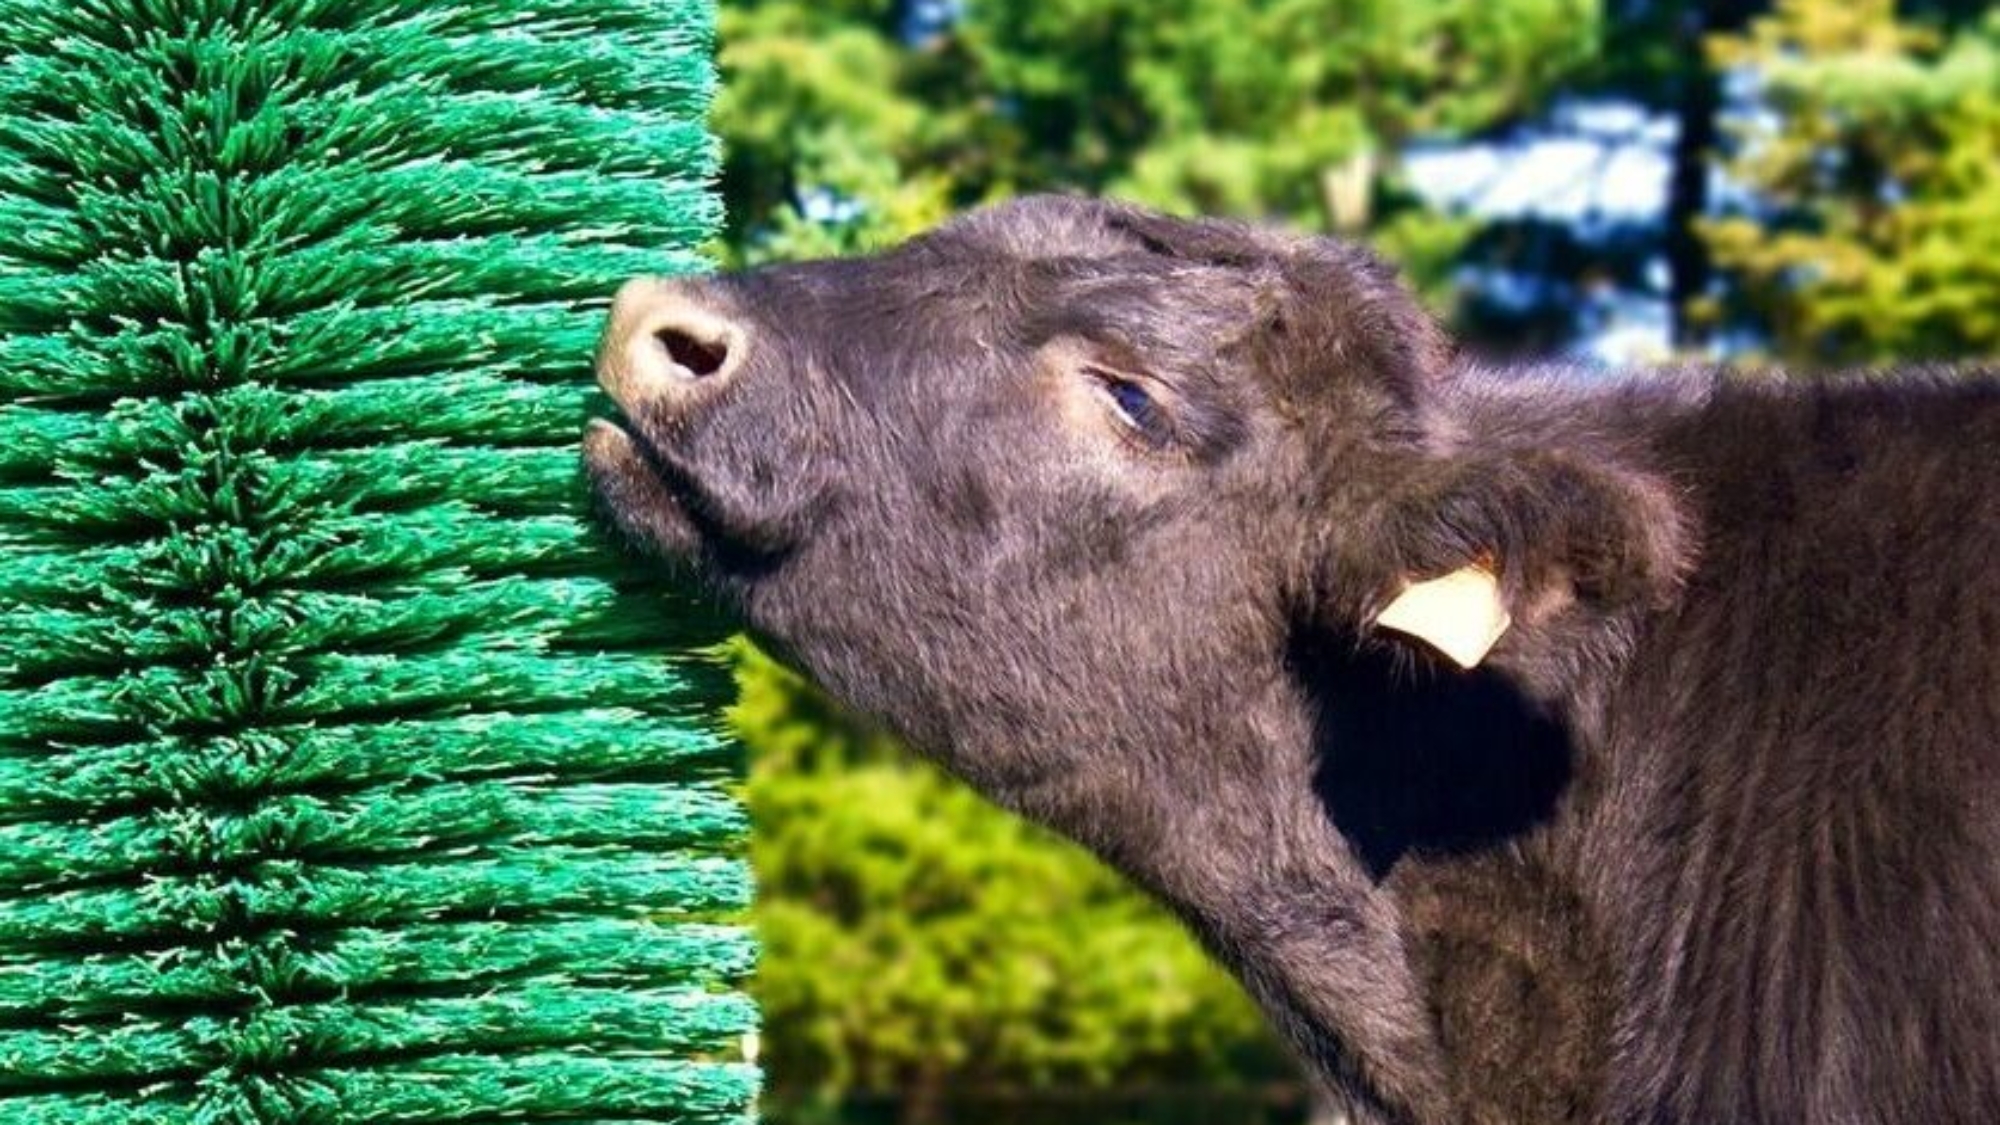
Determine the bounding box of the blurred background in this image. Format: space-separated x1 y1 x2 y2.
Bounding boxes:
712 1 1998 1121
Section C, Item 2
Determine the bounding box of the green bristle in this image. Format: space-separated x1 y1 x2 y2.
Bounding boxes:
0 0 756 1121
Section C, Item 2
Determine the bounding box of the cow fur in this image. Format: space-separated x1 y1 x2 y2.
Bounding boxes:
585 196 2000 1125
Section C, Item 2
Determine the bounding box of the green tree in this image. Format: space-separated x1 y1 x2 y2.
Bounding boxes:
1584 2 1767 348
713 0 959 261
715 0 1603 264
1702 1 2000 364
713 3 1625 1115
965 0 1600 225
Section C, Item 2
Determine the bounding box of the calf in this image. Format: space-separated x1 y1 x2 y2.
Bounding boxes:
586 196 2000 1125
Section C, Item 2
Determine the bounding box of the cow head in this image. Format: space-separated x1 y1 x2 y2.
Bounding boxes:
586 196 1685 839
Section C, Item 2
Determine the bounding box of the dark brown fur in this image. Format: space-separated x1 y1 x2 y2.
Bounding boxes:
586 196 2000 1125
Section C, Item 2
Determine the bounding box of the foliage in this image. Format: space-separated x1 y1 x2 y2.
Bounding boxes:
737 644 1287 1107
1702 2 2000 363
713 1 960 262
966 0 1600 222
716 0 1599 254
716 0 2000 1114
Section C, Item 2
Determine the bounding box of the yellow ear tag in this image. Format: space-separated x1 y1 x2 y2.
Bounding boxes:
1376 565 1512 669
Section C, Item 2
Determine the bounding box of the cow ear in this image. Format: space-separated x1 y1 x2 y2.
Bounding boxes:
1319 448 1691 670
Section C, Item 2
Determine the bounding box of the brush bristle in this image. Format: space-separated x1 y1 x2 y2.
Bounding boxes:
0 1 756 1121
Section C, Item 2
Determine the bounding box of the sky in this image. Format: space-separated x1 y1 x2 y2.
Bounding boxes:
1403 97 1683 366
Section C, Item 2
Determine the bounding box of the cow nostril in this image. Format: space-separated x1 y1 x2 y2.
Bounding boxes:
601 278 748 404
656 326 730 379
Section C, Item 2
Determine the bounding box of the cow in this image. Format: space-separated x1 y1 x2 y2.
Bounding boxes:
584 195 2000 1125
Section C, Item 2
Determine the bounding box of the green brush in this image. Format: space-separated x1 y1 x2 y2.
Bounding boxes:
0 1 756 1122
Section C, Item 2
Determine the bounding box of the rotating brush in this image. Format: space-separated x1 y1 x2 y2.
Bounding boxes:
0 1 757 1121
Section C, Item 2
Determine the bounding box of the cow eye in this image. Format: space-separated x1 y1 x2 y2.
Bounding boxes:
1087 368 1169 447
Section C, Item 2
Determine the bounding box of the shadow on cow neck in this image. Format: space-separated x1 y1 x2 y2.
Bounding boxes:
1294 633 1574 879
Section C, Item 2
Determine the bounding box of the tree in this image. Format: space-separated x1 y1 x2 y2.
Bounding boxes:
964 0 1601 227
715 0 1603 256
712 4 1625 1116
1588 1 1770 349
1701 1 2000 364
712 1 954 262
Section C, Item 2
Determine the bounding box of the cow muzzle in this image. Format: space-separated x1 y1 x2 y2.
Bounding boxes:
596 276 749 414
